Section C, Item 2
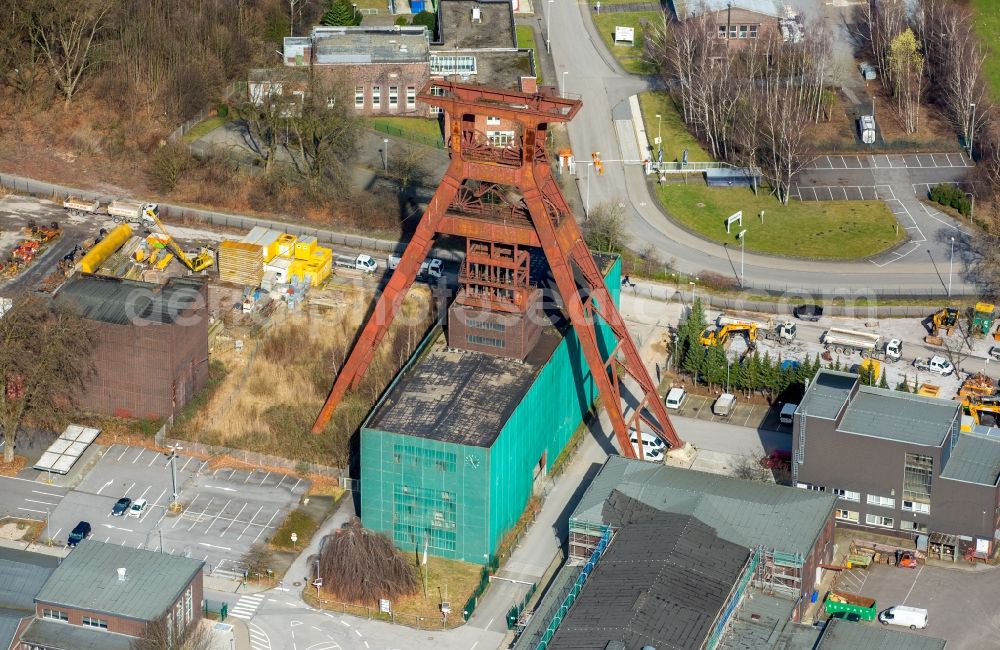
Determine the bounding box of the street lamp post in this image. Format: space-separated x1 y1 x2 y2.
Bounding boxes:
585 161 591 215
166 448 179 510
948 236 955 297
560 71 568 97
966 192 975 223
383 138 389 171
655 113 662 158
737 229 746 287
689 280 696 306
546 0 553 53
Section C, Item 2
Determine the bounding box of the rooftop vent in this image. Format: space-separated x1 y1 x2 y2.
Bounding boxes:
400 45 408 52
472 6 482 22
117 567 127 581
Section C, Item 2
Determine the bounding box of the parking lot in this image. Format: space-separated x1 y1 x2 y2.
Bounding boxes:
47 445 307 576
833 563 1000 649
668 392 787 432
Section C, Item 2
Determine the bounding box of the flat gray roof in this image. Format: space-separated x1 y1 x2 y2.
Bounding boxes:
817 617 947 650
438 0 515 48
673 0 782 19
34 540 203 622
942 432 1000 486
432 49 534 90
0 547 59 612
572 457 837 558
311 26 429 64
799 370 856 420
54 275 205 326
19 618 133 650
718 593 820 650
838 386 958 447
549 502 750 650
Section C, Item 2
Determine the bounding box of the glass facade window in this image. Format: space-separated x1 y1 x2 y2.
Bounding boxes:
393 484 458 552
42 609 67 621
903 453 933 503
406 86 416 108
902 500 930 514
486 131 515 147
372 86 381 109
389 86 398 109
354 86 364 108
467 334 504 348
393 444 456 472
429 86 444 114
430 55 477 75
833 488 860 502
866 494 895 508
865 514 894 528
466 319 505 332
82 616 108 629
901 520 929 533
749 24 758 38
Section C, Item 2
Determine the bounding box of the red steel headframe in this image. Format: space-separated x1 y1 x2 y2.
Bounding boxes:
312 81 684 456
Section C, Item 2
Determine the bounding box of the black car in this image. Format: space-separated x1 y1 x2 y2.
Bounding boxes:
793 304 824 322
67 521 91 547
111 497 132 516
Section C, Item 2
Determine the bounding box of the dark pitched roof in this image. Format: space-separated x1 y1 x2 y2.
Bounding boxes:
0 547 59 612
817 617 947 650
548 495 751 650
53 275 206 326
34 540 203 622
941 432 1000 486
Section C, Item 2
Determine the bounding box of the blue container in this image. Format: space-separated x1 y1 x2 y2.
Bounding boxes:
411 0 425 12
811 590 819 603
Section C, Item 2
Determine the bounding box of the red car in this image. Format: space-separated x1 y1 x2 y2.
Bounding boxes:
760 450 792 471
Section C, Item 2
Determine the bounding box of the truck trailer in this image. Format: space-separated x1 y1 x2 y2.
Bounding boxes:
822 328 901 361
716 313 796 343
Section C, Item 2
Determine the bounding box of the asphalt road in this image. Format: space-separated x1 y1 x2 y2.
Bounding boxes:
547 1 978 295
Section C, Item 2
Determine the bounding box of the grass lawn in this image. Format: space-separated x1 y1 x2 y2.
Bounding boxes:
271 508 319 550
370 116 444 147
637 91 711 164
971 0 1000 100
515 25 542 83
591 11 659 75
656 183 905 260
181 115 232 143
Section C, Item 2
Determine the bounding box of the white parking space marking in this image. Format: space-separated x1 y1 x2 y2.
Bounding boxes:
180 456 195 472
32 490 63 498
18 507 46 515
24 499 59 507
96 480 113 495
254 511 281 542
147 453 159 467
132 449 145 464
116 447 129 462
239 506 265 540
258 471 271 487
221 503 247 537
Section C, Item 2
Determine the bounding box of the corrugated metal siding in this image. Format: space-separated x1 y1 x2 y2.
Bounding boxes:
487 258 620 555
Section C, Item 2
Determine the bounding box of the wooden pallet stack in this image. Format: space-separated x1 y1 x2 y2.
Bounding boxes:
218 241 264 286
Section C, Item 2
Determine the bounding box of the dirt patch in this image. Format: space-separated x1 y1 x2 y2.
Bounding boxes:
0 455 27 477
812 92 959 151
0 519 42 542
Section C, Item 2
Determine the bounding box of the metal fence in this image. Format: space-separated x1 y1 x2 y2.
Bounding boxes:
506 582 538 630
462 555 500 621
159 435 345 480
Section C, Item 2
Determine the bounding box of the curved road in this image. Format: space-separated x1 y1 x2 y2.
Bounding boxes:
545 0 977 296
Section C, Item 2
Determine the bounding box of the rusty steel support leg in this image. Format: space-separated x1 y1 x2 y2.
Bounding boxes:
311 171 463 434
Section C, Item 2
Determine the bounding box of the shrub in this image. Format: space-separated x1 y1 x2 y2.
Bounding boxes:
217 103 229 118
394 16 409 25
411 10 437 36
149 142 193 192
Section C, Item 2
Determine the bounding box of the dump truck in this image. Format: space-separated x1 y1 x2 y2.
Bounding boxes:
335 253 378 273
62 196 100 216
822 328 901 360
108 200 158 226
717 313 796 343
824 590 877 622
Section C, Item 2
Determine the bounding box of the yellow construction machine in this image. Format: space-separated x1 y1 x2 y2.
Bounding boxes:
963 395 1000 427
928 307 959 336
700 323 757 347
139 206 214 273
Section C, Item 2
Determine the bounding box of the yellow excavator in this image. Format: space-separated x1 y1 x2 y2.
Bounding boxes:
700 323 757 347
136 204 214 273
928 307 959 336
963 396 1000 427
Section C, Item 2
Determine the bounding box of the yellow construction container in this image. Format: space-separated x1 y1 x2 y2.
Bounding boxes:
313 246 332 263
155 253 174 270
147 234 169 249
134 246 147 262
276 233 297 258
80 224 132 274
294 236 318 260
148 249 160 266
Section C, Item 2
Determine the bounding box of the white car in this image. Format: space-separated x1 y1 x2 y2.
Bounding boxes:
631 442 664 463
629 429 665 451
665 387 687 410
127 498 147 519
879 605 928 630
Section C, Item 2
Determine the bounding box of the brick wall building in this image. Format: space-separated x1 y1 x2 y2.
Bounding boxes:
671 0 787 50
53 276 209 420
19 541 204 650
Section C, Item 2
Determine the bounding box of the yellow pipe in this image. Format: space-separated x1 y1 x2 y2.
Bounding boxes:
80 224 133 274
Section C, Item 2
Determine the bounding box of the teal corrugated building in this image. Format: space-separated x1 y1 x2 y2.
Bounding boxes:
360 256 621 563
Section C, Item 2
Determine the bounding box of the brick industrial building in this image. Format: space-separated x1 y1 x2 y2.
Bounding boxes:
18 541 204 650
670 0 799 49
267 0 535 118
53 276 209 420
794 369 1000 559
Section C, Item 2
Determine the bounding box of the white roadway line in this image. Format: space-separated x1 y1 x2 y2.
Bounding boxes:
198 541 232 550
354 629 362 637
116 446 129 462
96 479 114 495
220 503 247 537
254 511 281 542
101 523 134 532
132 448 145 464
24 498 58 506
920 202 962 230
180 456 194 472
31 489 63 498
290 477 302 492
244 470 257 484
239 506 264 540
17 507 46 515
147 453 158 467
205 498 232 533
138 485 152 500
259 471 271 487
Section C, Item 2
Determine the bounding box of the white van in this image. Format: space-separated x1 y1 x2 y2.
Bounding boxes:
629 429 665 450
779 403 798 426
665 387 687 410
631 442 665 462
879 605 928 630
714 393 737 417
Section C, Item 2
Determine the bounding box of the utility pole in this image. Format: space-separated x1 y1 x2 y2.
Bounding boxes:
737 230 746 287
166 448 179 510
383 138 389 171
969 103 977 158
546 0 554 53
948 236 955 297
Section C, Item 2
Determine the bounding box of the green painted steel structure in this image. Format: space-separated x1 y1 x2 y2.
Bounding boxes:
360 257 622 563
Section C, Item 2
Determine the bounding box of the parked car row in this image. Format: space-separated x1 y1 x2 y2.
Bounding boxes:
65 496 149 548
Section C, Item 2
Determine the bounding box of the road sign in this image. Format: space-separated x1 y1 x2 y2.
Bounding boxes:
726 211 743 233
614 26 634 44
380 599 391 613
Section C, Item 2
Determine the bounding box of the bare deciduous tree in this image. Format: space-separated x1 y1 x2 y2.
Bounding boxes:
583 202 629 254
286 72 364 187
860 0 908 91
21 0 113 105
130 617 213 650
0 297 95 464
888 29 924 134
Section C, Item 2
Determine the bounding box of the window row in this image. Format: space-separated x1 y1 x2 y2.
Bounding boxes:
804 486 930 515
466 318 506 332
717 24 759 39
467 334 504 348
42 609 68 621
82 616 108 629
354 85 417 110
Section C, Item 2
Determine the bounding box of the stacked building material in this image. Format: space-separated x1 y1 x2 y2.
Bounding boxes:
218 241 265 286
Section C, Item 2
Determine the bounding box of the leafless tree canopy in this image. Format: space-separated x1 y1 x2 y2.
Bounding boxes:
0 296 95 463
645 15 830 203
318 518 418 605
130 616 213 650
